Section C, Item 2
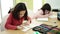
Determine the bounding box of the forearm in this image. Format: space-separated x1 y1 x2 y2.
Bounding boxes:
17 26 22 30
5 24 17 30
43 14 50 17
17 25 24 30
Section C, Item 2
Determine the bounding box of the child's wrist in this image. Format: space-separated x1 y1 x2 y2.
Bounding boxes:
17 26 21 30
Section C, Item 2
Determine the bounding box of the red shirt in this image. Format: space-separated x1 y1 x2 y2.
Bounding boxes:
5 13 31 30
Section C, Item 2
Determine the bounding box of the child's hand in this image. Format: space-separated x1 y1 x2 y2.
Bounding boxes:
17 25 24 30
23 21 30 26
25 21 31 26
25 22 30 25
22 20 31 26
23 20 27 24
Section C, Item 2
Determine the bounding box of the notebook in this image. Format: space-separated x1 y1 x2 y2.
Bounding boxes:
22 23 41 32
37 18 48 21
22 19 43 32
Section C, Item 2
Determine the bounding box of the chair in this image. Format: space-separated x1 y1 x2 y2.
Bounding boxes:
1 14 9 31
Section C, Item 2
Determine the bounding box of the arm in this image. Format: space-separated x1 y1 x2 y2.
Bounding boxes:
36 11 52 18
24 16 31 25
5 13 17 30
36 13 51 18
27 16 31 23
40 12 52 18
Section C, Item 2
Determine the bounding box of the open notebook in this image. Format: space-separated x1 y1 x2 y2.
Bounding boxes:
22 19 43 32
37 18 48 21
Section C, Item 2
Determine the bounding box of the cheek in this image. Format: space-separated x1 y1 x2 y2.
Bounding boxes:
20 15 24 17
47 12 48 13
45 12 49 14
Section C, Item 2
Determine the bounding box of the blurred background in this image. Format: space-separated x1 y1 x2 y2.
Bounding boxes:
0 0 60 31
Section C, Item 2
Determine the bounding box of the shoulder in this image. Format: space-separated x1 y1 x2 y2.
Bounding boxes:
8 13 13 18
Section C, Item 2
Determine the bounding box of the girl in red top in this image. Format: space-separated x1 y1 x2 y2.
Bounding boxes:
5 3 31 30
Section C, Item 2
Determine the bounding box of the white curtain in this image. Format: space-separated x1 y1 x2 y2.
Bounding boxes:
33 0 42 13
1 0 13 18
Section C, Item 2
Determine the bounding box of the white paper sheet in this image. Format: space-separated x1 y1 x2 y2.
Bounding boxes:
37 18 48 21
22 19 43 32
22 24 40 32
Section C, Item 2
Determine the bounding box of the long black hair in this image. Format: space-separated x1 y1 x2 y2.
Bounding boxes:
41 3 51 15
12 3 28 20
8 8 14 14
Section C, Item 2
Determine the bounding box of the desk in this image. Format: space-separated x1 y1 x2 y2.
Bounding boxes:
0 12 60 34
43 18 60 28
0 18 60 34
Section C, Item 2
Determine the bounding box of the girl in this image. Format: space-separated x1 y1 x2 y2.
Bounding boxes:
5 3 31 30
33 3 52 19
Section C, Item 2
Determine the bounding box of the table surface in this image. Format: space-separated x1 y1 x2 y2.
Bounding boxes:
0 12 60 34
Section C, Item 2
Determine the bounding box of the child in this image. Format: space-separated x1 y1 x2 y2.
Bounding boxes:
5 3 31 30
33 3 52 19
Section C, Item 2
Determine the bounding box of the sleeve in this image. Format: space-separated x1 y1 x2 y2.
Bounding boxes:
5 13 17 30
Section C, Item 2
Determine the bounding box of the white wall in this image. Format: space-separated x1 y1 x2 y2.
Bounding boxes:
33 0 42 13
0 0 2 23
1 0 13 18
45 0 60 9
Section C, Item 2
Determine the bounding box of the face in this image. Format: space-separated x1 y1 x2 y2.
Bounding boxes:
19 10 26 18
45 10 50 14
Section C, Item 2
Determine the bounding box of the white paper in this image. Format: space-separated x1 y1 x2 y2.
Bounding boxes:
37 18 48 21
22 27 30 32
22 19 43 32
22 24 40 32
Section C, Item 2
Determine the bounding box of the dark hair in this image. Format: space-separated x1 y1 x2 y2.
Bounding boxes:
8 9 11 14
41 3 51 15
12 3 28 20
8 8 13 14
